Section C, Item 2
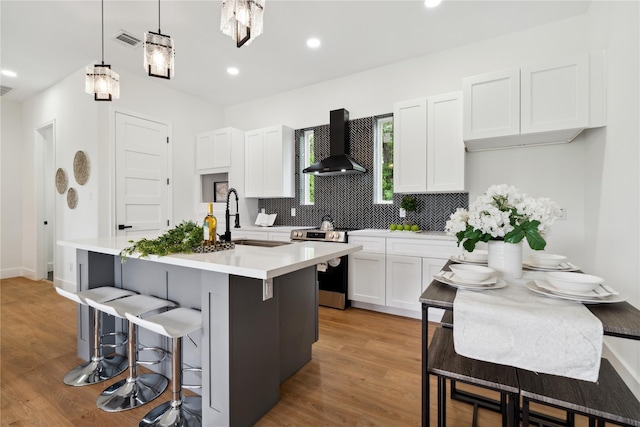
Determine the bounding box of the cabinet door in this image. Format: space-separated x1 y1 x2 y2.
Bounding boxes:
385 255 422 311
521 54 589 134
195 131 215 171
393 98 427 193
421 257 448 293
463 68 520 141
348 253 386 305
267 231 291 242
427 92 465 192
261 126 294 198
244 130 264 198
211 129 231 169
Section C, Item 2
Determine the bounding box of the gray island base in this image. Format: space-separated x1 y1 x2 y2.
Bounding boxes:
69 240 360 427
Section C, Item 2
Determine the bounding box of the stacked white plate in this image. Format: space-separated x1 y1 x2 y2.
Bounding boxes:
526 271 625 303
450 249 488 265
523 253 580 271
435 264 506 290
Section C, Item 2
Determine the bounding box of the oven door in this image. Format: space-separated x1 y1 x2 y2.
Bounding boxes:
317 255 349 310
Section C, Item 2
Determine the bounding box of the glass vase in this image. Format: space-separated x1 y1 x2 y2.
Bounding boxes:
488 240 523 279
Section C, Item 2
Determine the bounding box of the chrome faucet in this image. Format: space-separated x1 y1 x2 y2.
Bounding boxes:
223 188 240 242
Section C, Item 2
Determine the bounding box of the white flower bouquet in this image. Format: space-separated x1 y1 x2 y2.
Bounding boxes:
445 184 562 251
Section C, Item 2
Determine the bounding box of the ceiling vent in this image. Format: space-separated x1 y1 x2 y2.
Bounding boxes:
112 30 142 48
0 85 14 96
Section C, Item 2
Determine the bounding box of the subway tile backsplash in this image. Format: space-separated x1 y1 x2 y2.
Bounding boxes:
258 115 468 230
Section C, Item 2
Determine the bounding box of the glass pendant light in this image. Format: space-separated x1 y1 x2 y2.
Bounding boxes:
220 0 265 48
85 0 120 101
144 0 175 79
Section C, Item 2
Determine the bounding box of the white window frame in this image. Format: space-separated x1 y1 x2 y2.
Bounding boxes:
374 115 394 204
301 129 314 205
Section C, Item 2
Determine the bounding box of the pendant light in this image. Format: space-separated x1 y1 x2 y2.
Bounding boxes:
85 0 120 101
143 0 175 79
220 0 265 48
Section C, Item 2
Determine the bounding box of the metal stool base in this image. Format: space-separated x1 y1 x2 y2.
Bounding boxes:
63 354 128 386
97 373 168 412
139 396 202 427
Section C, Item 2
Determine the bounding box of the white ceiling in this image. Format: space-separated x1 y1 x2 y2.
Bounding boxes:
1 0 591 107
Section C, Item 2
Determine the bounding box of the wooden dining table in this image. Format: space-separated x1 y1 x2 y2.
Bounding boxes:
419 260 640 426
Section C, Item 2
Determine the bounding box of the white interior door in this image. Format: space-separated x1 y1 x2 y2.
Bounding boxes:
115 112 170 238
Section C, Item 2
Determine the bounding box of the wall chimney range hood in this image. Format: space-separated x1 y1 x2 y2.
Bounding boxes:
302 108 367 176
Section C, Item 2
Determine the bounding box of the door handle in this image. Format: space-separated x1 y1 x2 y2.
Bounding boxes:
118 224 133 230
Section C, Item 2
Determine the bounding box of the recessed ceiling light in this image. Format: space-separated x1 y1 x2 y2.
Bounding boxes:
306 38 321 49
424 0 442 8
1 69 17 77
227 67 239 76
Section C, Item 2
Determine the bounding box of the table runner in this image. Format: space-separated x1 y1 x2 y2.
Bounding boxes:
453 275 603 382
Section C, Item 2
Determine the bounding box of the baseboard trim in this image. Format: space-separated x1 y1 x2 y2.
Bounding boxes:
350 301 444 323
0 268 25 279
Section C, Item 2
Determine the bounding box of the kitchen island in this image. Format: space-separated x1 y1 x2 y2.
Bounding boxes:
59 236 362 427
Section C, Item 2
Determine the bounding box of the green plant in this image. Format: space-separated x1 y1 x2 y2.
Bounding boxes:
400 195 418 212
120 220 204 261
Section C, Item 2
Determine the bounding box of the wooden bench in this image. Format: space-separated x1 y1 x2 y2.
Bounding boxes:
428 326 520 427
518 360 640 427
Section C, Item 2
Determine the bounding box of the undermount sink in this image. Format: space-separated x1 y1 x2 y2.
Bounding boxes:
232 239 292 248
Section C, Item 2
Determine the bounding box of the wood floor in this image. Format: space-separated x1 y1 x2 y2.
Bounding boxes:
1 277 587 426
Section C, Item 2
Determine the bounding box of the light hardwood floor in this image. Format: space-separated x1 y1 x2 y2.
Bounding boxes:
1 277 585 426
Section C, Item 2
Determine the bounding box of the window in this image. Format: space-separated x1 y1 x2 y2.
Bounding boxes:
301 129 315 205
375 116 394 203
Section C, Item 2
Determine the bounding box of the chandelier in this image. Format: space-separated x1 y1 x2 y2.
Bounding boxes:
85 0 120 101
220 0 265 48
144 0 175 79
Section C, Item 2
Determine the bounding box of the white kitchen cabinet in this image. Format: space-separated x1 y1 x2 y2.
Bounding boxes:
462 68 520 141
348 252 386 305
267 231 291 242
196 128 241 172
421 257 448 293
393 94 465 193
386 255 422 311
244 125 294 198
463 52 606 151
427 92 465 192
230 230 268 240
393 98 427 193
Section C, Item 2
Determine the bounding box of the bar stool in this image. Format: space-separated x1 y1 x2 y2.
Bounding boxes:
518 359 640 427
428 326 520 427
126 307 203 427
85 294 176 412
54 286 136 386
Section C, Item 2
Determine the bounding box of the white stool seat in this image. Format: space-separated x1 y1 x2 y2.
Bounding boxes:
53 286 136 387
126 308 202 338
86 294 176 319
55 286 135 305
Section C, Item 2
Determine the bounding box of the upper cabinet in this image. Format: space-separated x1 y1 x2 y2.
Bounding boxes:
463 51 606 151
393 92 465 194
245 125 295 198
196 127 242 172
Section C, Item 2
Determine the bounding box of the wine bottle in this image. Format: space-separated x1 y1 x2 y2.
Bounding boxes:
203 203 217 246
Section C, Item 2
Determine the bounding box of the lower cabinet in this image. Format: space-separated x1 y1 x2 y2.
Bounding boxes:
386 255 422 311
348 252 386 305
348 234 457 318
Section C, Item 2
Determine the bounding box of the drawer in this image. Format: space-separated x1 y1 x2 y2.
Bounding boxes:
386 237 457 258
349 236 386 254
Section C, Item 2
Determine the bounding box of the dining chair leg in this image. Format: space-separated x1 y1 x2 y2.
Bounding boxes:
437 376 447 427
567 410 575 427
523 396 531 426
507 392 518 427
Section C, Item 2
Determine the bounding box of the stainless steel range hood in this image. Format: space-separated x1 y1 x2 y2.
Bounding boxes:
302 108 367 176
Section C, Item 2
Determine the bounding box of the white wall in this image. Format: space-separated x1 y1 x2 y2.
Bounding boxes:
1 98 24 278
224 3 640 393
17 66 223 288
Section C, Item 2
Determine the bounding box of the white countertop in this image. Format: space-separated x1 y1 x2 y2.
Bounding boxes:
59 236 361 280
349 229 455 240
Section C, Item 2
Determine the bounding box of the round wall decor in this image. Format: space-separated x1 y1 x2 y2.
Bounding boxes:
73 150 90 185
55 168 68 194
67 187 78 209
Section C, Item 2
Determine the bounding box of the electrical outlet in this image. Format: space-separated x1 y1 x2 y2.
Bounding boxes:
262 279 273 301
69 262 74 272
558 208 567 220
399 208 406 218
291 208 296 217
